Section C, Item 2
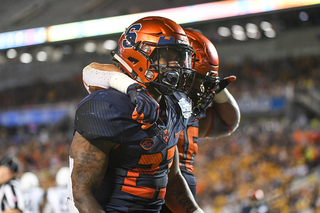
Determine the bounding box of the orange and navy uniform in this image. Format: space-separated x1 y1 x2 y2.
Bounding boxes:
176 112 206 199
74 88 188 212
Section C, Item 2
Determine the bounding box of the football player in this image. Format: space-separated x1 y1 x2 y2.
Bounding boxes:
0 156 25 213
45 167 70 213
80 28 240 212
20 172 45 213
161 29 240 212
81 27 240 194
67 16 204 213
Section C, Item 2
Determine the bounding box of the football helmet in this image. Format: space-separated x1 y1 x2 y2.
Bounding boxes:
20 172 40 191
56 167 69 186
113 16 196 95
184 29 220 114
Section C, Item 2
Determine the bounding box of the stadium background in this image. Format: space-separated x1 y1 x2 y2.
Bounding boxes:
0 0 320 212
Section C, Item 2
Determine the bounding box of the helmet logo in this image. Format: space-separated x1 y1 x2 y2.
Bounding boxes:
123 24 142 48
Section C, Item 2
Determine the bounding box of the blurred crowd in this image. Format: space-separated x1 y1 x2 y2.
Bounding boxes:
195 116 320 213
0 54 320 212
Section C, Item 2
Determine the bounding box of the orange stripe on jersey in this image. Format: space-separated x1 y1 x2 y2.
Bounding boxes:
122 185 166 199
158 188 166 199
167 146 175 169
133 153 162 175
178 126 199 173
123 171 139 186
121 148 173 199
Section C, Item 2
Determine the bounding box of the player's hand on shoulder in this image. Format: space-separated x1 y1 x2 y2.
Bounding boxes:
82 62 159 129
127 84 159 130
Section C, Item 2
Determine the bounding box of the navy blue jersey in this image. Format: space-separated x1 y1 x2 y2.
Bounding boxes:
176 110 206 199
74 88 189 212
160 111 206 213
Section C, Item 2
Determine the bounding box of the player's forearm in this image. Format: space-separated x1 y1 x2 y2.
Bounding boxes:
199 89 240 138
165 148 203 212
211 94 240 132
69 132 113 213
73 192 105 213
70 155 106 212
70 159 106 213
165 173 203 213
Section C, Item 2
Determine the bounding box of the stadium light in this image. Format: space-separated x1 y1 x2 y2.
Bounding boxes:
217 26 231 37
299 11 309 21
232 25 246 41
84 41 97 53
20 53 33 63
36 51 48 62
260 21 273 30
0 0 319 50
246 23 261 39
264 29 276 38
103 40 117 50
6 49 17 59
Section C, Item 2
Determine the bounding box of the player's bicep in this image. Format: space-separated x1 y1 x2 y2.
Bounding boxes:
69 131 116 193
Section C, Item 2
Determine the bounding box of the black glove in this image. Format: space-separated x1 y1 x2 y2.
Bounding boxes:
192 75 236 116
215 75 236 94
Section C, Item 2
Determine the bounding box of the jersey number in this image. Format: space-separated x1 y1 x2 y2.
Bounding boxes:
121 146 175 199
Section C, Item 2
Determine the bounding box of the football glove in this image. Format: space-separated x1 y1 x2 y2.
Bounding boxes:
127 84 159 130
192 75 236 115
215 75 236 94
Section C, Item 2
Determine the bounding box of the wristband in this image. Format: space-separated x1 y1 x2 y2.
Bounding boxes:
110 72 137 94
213 88 230 103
